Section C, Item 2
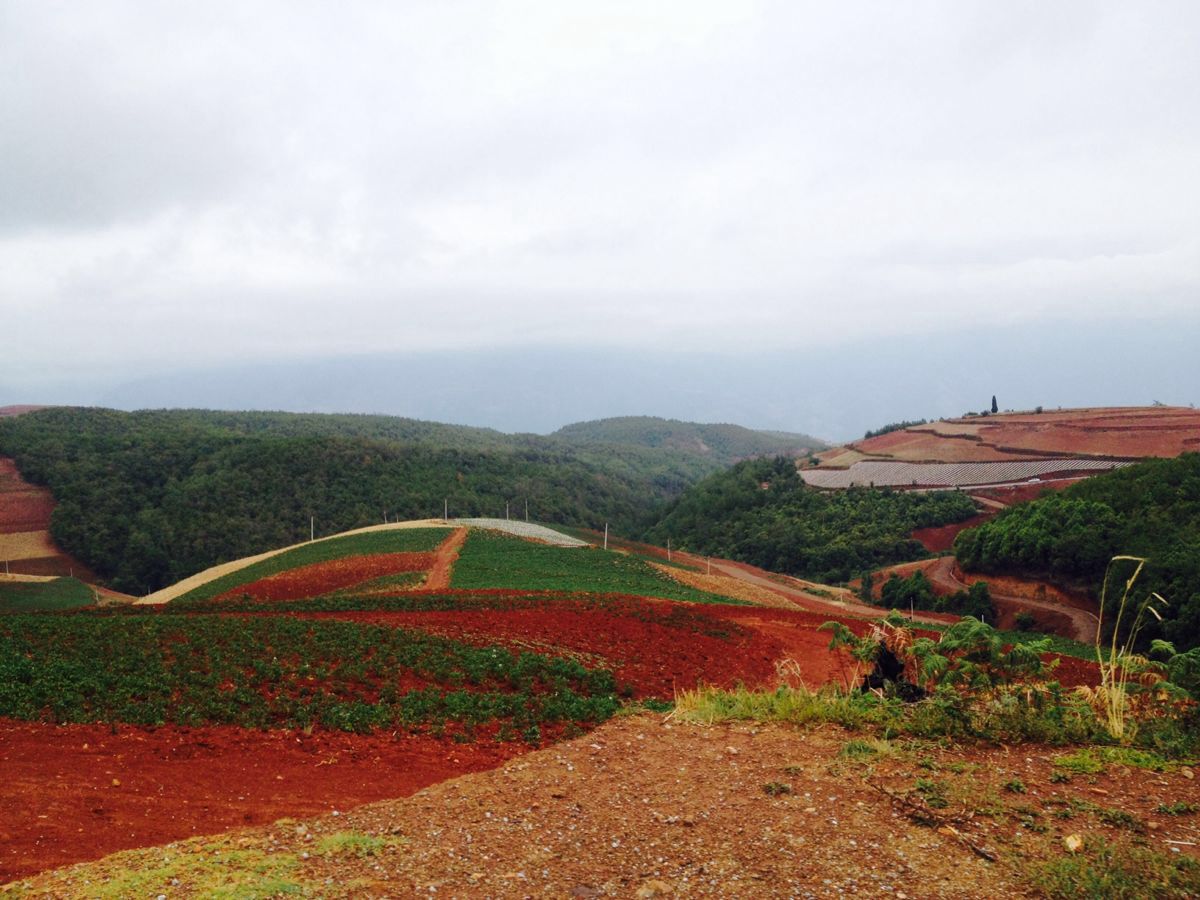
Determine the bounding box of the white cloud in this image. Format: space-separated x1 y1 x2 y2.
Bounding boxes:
1 0 1198 394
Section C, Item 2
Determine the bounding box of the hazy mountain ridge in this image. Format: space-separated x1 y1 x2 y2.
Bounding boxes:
550 416 825 461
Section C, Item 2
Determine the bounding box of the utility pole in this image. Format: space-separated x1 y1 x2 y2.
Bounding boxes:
310 517 314 542
444 498 448 521
525 499 529 522
603 523 609 550
506 501 510 521
667 539 671 562
707 556 711 575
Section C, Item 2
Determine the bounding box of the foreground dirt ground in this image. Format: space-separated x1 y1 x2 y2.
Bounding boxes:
0 721 523 882
8 714 1197 898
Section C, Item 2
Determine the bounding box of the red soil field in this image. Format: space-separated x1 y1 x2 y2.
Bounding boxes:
0 459 55 535
845 407 1200 466
217 552 435 601
302 597 867 698
911 513 992 552
970 479 1080 506
0 496 54 536
1047 654 1100 690
855 429 1035 463
0 457 97 580
0 596 1101 882
0 720 523 882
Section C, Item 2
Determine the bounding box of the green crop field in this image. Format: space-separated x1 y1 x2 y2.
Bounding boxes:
0 613 616 736
173 527 448 605
449 529 742 604
0 577 96 613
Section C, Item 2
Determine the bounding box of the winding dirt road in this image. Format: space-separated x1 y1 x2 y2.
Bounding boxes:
925 556 1098 642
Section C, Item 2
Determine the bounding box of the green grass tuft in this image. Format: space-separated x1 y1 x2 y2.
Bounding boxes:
1054 747 1181 776
315 830 400 858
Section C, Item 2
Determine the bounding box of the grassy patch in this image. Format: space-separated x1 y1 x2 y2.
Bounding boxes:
1157 801 1198 816
1029 837 1200 899
449 529 743 604
0 577 95 612
1054 747 1180 776
840 737 894 761
315 830 401 858
670 684 866 730
80 842 304 899
173 528 448 604
999 629 1095 661
670 681 1114 747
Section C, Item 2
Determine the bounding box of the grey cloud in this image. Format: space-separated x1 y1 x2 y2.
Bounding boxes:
0 0 1198 413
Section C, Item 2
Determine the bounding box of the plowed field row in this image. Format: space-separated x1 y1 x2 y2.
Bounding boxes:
218 553 435 601
839 406 1200 465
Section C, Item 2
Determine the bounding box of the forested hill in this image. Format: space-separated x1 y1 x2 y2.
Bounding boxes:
0 407 815 594
550 417 824 462
645 456 977 584
954 453 1200 650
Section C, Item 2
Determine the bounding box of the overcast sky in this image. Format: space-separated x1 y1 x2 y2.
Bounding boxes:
2 1 1198 426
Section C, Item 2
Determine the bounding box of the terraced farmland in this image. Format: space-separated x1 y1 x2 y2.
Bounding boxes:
821 406 1200 469
0 516 1118 890
149 525 451 605
0 457 96 580
801 458 1128 489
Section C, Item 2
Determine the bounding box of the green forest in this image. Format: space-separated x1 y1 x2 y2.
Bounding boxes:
645 456 978 583
954 454 1200 649
0 408 811 594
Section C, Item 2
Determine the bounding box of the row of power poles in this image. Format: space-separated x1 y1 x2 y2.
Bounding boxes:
302 509 713 573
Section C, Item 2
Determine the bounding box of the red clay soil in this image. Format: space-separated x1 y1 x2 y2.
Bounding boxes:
423 527 467 591
911 513 992 552
1051 653 1102 689
0 719 525 882
0 458 97 580
847 407 1200 465
911 480 1080 553
0 405 46 418
217 553 435 602
296 593 873 699
970 479 1080 506
853 428 1036 463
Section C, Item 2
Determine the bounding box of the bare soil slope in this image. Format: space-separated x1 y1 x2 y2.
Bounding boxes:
12 715 1198 898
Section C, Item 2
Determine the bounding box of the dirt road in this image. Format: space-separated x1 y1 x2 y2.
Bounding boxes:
925 557 1098 642
667 549 955 628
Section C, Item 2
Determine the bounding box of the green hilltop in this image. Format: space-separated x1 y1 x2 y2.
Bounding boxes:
0 407 821 595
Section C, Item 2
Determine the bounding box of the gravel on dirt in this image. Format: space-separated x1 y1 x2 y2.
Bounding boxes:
13 713 1196 898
